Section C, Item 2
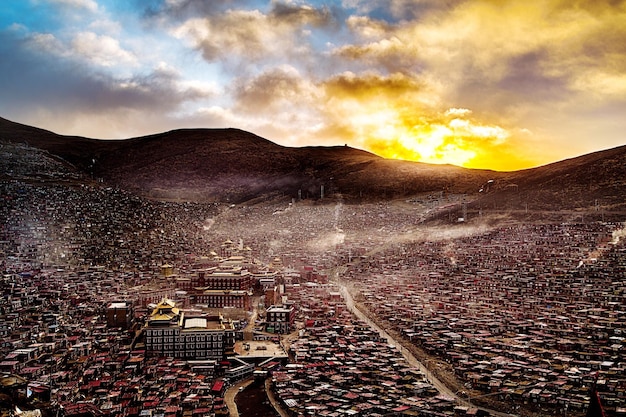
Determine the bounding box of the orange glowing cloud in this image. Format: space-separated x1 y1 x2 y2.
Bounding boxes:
319 72 545 171
356 109 536 171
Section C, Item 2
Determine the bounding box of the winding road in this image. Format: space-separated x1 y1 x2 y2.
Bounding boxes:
225 274 518 417
338 282 519 417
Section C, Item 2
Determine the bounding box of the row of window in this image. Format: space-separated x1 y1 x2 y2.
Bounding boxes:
195 296 245 301
148 350 223 359
267 313 292 320
147 335 223 343
146 329 178 336
147 343 223 350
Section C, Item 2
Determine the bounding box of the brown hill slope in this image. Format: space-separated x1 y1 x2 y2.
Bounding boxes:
472 145 626 215
0 117 497 202
94 129 501 202
1 116 625 212
0 116 113 166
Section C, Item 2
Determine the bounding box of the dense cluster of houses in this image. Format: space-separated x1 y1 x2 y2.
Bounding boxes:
2 143 625 416
342 222 626 415
271 282 473 417
0 255 294 417
1 159 225 274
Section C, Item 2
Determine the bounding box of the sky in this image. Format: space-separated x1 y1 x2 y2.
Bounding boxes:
1 0 625 171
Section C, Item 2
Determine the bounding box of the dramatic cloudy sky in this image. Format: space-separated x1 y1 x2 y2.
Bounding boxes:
1 0 625 170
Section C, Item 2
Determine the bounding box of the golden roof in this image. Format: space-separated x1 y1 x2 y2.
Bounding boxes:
150 298 180 318
151 313 177 321
156 298 176 308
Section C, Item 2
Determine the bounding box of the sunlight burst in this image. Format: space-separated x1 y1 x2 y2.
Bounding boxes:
357 107 514 169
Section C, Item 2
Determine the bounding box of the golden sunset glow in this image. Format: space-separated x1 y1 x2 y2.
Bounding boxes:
357 110 535 171
318 71 542 171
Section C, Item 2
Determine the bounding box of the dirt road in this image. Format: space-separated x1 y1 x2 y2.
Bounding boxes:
339 284 519 417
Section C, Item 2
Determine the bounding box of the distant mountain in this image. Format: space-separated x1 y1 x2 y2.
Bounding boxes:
1 116 625 215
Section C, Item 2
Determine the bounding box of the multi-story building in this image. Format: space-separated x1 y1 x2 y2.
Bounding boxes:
144 299 235 360
178 266 254 292
106 301 133 329
266 304 296 334
179 264 256 310
203 266 254 291
191 289 252 309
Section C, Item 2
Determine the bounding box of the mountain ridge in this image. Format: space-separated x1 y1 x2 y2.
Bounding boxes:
1 116 625 215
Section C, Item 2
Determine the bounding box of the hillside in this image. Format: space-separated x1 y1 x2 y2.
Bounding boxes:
470 145 626 216
1 116 625 215
0 117 496 202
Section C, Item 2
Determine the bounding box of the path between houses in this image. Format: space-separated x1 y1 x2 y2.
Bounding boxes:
338 282 519 417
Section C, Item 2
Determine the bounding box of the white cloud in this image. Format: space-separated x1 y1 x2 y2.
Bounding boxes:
171 11 291 62
71 32 137 67
26 32 68 57
445 108 472 117
170 3 332 67
179 79 220 97
88 18 123 35
47 0 98 12
7 23 28 33
345 15 391 39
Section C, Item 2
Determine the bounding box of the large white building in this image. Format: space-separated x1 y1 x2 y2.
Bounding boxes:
143 299 235 360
